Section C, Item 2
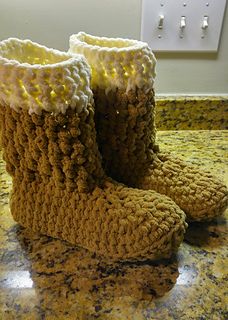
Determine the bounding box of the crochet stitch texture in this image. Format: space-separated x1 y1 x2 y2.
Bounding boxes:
0 38 187 260
69 32 156 92
0 38 92 114
69 32 228 221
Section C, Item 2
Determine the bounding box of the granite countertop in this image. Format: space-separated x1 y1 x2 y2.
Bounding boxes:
155 96 228 130
0 130 227 320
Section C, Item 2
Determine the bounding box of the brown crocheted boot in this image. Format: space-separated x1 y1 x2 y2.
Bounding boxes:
0 38 187 260
69 32 228 222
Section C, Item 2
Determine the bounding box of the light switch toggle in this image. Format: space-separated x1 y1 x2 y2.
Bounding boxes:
158 15 164 29
180 16 186 30
202 16 209 29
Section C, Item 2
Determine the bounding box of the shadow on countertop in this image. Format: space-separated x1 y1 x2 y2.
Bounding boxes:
1 224 179 319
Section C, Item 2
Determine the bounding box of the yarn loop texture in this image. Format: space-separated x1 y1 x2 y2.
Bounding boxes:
0 38 187 260
0 38 92 115
69 32 228 221
69 32 156 92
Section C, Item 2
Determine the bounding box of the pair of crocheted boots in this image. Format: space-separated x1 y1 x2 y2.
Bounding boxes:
0 34 227 260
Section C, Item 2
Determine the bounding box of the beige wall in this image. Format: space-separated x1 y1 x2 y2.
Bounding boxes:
1 0 227 94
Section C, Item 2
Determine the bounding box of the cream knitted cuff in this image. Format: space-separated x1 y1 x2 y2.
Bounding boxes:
0 38 93 115
69 32 156 92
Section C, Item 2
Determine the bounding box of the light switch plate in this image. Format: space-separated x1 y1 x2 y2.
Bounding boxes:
141 0 227 52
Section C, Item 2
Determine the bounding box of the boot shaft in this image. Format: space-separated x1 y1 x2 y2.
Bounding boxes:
69 33 158 185
93 87 157 185
0 38 104 192
0 106 104 192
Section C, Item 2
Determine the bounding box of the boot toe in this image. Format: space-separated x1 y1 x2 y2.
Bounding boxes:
144 153 228 222
184 173 228 221
101 184 187 260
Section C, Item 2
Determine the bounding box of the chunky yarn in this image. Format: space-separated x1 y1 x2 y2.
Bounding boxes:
69 32 228 221
93 87 228 221
0 38 92 115
0 38 187 260
69 32 156 92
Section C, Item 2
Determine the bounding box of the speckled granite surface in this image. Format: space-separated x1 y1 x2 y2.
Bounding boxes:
155 96 228 130
0 130 227 320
